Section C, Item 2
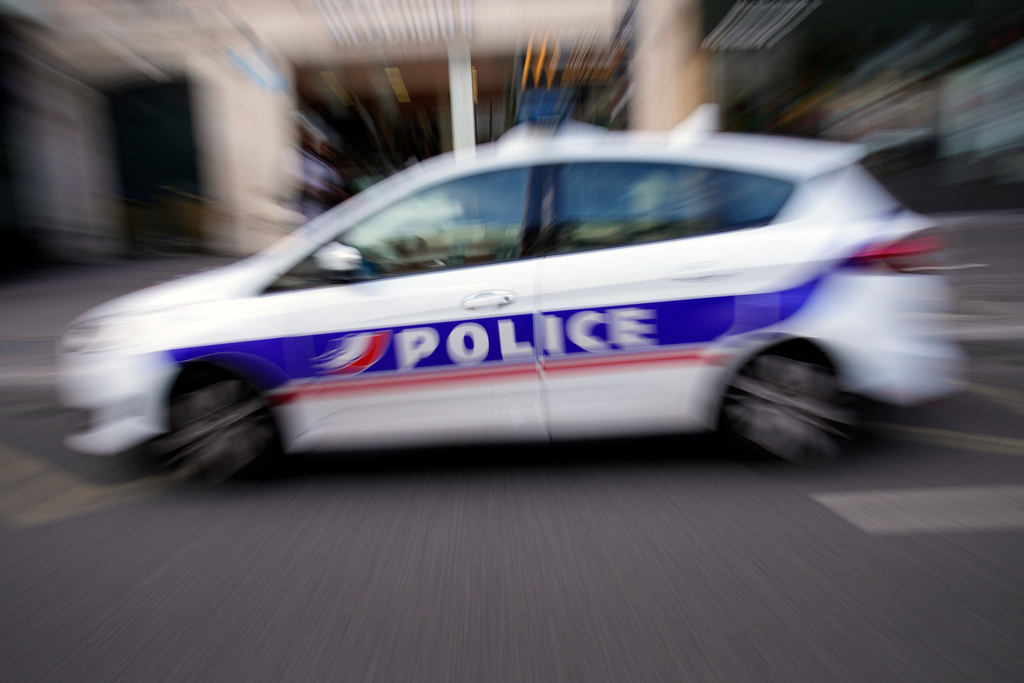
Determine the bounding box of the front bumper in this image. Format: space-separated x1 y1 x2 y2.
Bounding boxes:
57 349 178 456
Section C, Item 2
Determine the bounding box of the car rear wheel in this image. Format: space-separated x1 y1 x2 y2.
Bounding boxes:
720 351 859 464
158 372 279 483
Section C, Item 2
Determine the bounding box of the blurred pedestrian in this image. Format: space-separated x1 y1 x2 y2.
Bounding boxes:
299 133 343 220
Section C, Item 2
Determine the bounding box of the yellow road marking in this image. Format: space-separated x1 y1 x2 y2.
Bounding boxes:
967 382 1024 417
868 422 1024 457
866 382 1024 457
0 441 172 529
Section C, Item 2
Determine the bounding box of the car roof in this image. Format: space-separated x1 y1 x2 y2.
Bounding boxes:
298 123 865 246
480 124 865 182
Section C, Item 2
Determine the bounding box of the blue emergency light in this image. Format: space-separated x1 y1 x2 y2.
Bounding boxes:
514 88 578 126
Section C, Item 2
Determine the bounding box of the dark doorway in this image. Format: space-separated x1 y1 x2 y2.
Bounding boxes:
108 81 204 253
0 20 33 271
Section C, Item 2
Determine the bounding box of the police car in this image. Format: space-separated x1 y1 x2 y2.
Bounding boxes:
57 119 963 479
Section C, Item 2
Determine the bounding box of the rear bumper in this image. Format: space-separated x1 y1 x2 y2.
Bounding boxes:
787 271 965 405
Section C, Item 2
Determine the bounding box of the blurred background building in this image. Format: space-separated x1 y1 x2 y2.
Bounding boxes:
0 0 1021 269
702 0 1024 212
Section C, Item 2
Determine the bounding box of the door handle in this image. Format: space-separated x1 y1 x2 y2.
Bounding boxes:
667 262 739 282
461 290 517 310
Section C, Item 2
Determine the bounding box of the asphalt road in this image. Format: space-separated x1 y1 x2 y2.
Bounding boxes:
2 215 1024 682
2 341 1024 682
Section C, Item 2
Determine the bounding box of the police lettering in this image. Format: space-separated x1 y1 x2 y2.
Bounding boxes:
396 308 657 370
395 327 439 370
498 319 533 359
447 323 489 365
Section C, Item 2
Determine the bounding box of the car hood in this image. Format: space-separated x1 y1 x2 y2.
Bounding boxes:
68 259 269 327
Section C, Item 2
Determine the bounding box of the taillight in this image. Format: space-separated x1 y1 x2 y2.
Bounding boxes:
846 230 945 273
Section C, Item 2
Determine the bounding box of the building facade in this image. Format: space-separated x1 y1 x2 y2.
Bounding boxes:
2 0 707 262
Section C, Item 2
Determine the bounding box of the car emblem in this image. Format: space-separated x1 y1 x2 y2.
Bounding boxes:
313 330 392 376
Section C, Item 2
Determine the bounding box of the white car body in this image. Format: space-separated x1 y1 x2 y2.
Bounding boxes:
57 125 964 465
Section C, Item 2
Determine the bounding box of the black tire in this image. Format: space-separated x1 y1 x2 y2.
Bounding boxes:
157 369 280 483
719 350 860 464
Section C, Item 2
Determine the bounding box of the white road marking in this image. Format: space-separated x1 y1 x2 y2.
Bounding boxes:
813 484 1024 535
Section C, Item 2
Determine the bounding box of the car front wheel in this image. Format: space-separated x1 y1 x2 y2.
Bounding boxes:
158 372 280 483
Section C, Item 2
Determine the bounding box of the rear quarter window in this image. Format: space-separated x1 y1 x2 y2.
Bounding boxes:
715 170 794 230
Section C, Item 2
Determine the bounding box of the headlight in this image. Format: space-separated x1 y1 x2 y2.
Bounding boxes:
60 316 162 354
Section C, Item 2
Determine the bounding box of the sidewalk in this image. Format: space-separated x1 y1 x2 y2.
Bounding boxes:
1 212 1023 386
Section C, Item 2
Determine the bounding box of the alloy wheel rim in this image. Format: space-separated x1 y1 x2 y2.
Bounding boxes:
724 355 856 464
164 379 275 482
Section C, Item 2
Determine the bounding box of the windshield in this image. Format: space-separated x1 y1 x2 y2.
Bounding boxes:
251 168 416 268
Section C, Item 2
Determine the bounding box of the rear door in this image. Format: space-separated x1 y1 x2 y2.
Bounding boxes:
536 160 824 439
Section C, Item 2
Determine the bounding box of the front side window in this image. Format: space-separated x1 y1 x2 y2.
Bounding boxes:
552 163 793 254
266 168 530 292
341 168 530 277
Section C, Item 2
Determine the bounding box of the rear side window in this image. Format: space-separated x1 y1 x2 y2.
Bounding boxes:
553 162 793 253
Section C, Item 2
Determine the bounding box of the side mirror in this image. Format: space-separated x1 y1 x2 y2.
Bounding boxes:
313 242 363 282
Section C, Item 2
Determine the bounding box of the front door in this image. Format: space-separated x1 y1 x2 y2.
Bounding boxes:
284 167 547 451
